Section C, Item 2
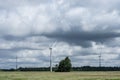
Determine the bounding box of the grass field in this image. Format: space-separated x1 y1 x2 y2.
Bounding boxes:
0 71 120 80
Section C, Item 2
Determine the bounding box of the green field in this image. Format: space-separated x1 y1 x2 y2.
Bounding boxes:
0 71 120 80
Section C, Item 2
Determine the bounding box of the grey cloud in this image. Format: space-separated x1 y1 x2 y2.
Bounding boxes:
0 50 16 59
66 0 120 11
43 30 120 47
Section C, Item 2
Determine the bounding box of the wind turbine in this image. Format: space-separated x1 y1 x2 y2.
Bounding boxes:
16 55 18 70
99 42 103 67
99 49 101 67
49 41 57 72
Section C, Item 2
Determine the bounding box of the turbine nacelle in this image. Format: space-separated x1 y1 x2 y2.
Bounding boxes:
49 47 52 50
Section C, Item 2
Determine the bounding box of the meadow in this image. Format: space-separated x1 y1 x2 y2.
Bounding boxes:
0 71 120 80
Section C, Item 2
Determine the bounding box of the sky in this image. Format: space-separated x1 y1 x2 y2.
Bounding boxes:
0 0 120 69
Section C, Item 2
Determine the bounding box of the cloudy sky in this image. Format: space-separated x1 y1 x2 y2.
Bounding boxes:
0 0 120 69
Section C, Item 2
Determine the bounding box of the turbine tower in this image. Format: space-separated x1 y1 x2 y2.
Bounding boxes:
99 42 103 67
49 47 52 72
99 50 101 67
16 55 18 70
49 40 57 72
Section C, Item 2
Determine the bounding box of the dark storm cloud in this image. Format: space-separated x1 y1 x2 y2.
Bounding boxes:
0 50 16 59
0 47 42 52
43 29 120 47
1 35 26 41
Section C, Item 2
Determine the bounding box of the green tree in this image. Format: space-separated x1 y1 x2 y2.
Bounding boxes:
56 57 72 72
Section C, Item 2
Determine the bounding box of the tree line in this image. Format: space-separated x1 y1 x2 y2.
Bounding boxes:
2 66 120 71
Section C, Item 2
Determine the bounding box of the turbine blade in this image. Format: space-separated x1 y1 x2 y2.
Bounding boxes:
51 40 57 48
